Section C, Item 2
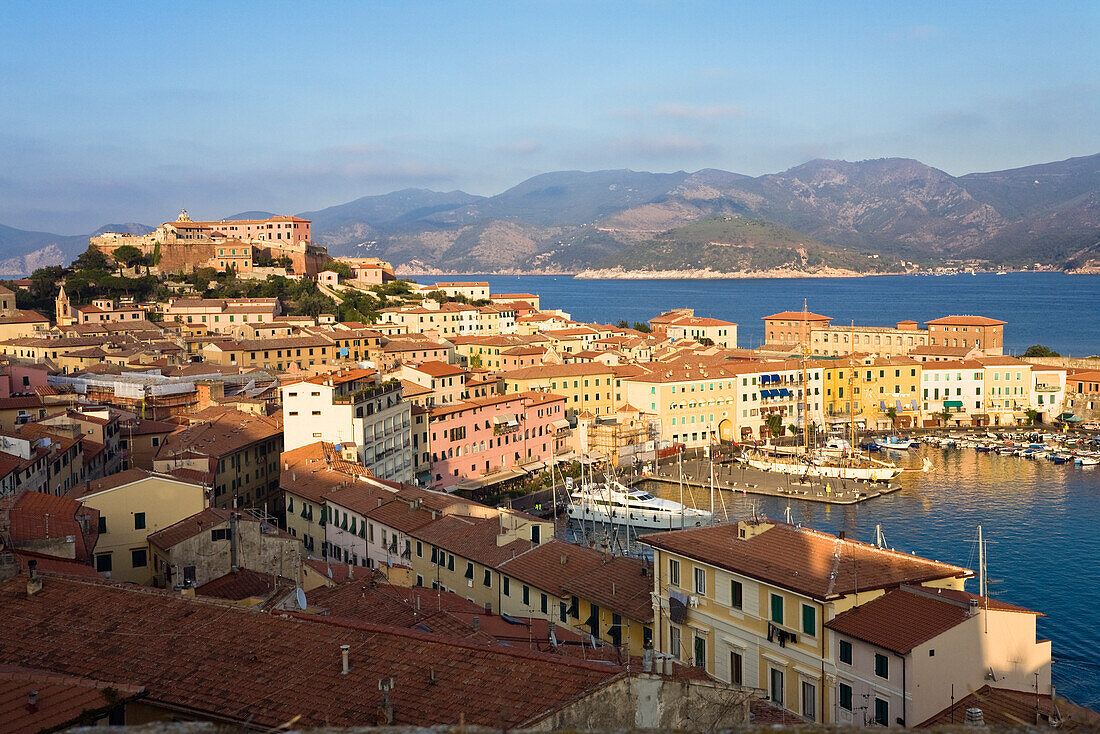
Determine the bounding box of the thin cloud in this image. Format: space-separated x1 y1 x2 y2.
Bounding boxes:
494 140 543 155
653 103 744 120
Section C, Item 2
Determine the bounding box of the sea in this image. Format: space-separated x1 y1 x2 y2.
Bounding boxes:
438 271 1100 707
440 271 1100 356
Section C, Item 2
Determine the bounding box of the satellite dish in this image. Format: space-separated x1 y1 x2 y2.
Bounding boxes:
295 587 307 610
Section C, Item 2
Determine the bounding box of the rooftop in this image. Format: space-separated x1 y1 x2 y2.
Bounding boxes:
643 520 971 601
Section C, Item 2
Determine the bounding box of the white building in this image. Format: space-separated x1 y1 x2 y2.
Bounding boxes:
920 360 985 425
281 369 414 483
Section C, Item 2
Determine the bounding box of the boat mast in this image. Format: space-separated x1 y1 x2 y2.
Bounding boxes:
849 320 858 451
978 523 986 598
801 299 811 453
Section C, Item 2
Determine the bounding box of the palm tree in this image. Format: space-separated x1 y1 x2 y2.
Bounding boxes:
764 413 784 439
885 406 898 431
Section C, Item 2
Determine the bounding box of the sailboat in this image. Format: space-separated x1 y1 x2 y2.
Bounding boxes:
742 306 906 483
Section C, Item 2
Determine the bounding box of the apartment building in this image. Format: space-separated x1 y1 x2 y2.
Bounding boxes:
827 586 1050 727
201 335 335 371
644 520 971 723
281 369 413 483
400 360 469 406
811 321 929 358
72 468 208 584
502 362 629 419
427 391 568 491
153 408 283 513
1029 366 1066 422
165 297 281 331
977 356 1033 426
926 315 1006 356
920 360 986 426
0 285 50 340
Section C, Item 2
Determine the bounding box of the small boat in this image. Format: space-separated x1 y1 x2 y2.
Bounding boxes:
567 481 712 529
1051 453 1072 465
875 436 919 451
1080 456 1100 466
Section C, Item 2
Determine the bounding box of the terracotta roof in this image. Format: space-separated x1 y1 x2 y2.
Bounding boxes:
925 315 1006 326
560 555 655 623
762 311 832 321
412 514 536 569
909 345 978 356
502 363 616 380
196 568 286 600
825 585 1038 654
0 575 628 730
364 499 439 534
155 409 281 460
9 550 99 578
0 664 145 734
308 578 485 624
498 540 607 596
643 520 971 600
918 686 1075 729
408 360 467 377
0 490 99 562
147 507 251 550
280 442 375 504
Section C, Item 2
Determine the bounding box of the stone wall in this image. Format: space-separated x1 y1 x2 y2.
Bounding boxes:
532 673 757 731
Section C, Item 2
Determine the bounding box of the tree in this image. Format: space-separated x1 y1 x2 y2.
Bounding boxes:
885 406 898 430
1024 344 1060 358
616 319 629 329
1025 408 1040 425
469 353 483 369
327 260 354 279
111 245 145 273
426 289 447 303
938 408 953 426
72 246 110 272
632 321 652 333
764 413 784 439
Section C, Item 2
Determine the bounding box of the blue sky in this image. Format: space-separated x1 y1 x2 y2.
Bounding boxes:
1 1 1097 233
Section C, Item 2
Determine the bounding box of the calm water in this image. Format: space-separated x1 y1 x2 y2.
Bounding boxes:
585 447 1100 709
442 272 1100 356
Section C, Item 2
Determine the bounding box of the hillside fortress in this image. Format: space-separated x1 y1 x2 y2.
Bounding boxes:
90 210 329 277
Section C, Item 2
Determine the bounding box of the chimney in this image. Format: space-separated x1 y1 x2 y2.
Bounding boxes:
341 644 351 674
25 690 38 713
26 560 42 597
472 616 480 631
838 530 846 540
377 678 395 725
642 642 654 673
965 708 985 726
969 599 980 617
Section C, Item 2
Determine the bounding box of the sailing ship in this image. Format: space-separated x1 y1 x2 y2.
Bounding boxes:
741 304 909 483
567 480 713 529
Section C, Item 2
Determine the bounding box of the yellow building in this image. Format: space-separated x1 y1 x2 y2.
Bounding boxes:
73 468 208 584
977 356 1033 426
854 356 923 430
502 363 628 418
644 520 970 723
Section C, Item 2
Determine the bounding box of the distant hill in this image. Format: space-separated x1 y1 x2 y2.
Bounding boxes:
7 153 1099 275
221 211 276 221
598 217 901 274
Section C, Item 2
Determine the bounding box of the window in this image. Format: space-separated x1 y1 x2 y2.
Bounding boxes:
770 668 784 705
874 697 889 726
541 593 548 614
669 558 680 586
839 639 853 664
483 569 491 587
669 625 681 658
131 549 147 568
875 652 889 679
839 682 853 711
95 553 112 573
134 512 145 530
98 516 107 533
730 650 743 685
522 585 530 605
802 604 816 636
694 567 706 595
802 681 816 721
503 577 510 596
730 579 743 609
770 593 784 624
693 634 706 668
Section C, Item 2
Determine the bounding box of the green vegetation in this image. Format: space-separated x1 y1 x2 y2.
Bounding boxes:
1024 344 1061 357
764 413 784 438
597 217 903 273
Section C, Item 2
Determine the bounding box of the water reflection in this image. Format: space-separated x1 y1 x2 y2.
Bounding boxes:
569 445 1100 708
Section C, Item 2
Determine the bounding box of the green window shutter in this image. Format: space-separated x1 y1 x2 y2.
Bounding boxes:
802 605 816 635
771 594 784 624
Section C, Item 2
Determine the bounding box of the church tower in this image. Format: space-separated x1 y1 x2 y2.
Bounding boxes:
56 284 73 326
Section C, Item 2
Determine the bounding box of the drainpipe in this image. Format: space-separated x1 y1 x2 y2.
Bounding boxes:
900 652 907 727
229 512 239 571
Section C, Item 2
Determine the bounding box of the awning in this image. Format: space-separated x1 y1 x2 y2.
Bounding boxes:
944 401 963 408
493 413 519 426
551 418 571 430
455 467 528 491
521 460 547 472
779 388 791 398
555 451 579 462
770 374 781 381
579 452 607 465
760 374 771 384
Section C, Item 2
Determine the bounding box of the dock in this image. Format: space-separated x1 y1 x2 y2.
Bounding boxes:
634 457 905 505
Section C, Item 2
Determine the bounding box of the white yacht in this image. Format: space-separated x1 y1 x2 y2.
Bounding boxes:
567 481 712 529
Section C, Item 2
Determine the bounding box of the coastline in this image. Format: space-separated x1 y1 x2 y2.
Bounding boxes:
572 267 906 280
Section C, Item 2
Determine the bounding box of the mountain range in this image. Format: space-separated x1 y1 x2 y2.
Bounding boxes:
2 154 1098 276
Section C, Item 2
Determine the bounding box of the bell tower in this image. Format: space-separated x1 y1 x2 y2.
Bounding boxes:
55 284 73 326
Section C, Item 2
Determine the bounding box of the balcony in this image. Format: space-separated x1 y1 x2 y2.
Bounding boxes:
335 379 402 405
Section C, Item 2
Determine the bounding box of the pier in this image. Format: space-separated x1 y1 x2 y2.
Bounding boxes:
635 455 904 505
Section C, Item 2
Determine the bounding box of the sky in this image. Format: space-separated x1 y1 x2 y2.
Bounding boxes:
1 1 1097 234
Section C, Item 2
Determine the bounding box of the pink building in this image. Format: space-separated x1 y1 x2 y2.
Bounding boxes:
428 392 569 491
0 362 50 398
